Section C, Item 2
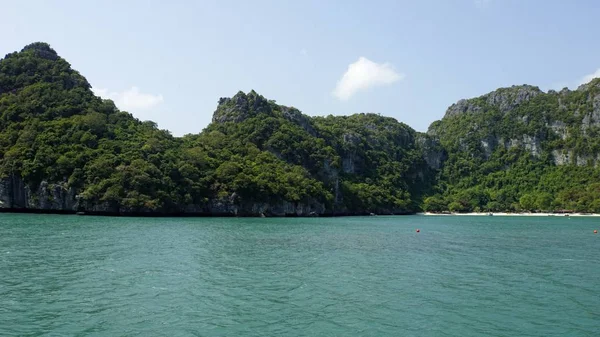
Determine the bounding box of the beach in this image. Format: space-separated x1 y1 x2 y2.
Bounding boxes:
421 212 600 217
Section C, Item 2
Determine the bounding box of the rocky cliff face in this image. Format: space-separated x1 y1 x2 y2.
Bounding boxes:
214 91 318 137
200 196 326 217
0 175 327 216
415 134 446 170
4 42 600 217
4 77 600 216
213 90 273 123
209 92 431 215
444 85 542 118
77 195 326 216
424 78 600 213
0 175 77 211
433 80 600 166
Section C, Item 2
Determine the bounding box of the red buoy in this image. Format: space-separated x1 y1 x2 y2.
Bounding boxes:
416 229 420 233
594 230 598 234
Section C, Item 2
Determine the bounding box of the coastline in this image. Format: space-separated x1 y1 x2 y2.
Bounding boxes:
0 207 415 217
1 207 598 218
420 212 600 217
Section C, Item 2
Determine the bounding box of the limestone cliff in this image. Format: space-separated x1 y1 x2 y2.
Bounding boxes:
424 78 600 213
431 80 600 166
207 91 433 215
0 176 77 212
3 42 600 216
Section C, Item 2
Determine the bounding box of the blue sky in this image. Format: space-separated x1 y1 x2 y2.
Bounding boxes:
2 0 599 136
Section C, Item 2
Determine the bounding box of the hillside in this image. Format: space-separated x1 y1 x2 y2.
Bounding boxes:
2 42 600 216
426 81 600 212
0 43 438 216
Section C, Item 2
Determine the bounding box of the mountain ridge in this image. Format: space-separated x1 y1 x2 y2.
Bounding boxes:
1 42 600 215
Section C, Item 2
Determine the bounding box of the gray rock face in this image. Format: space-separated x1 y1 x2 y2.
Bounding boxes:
213 92 319 139
281 106 317 136
244 200 325 217
576 156 591 166
444 85 542 118
29 181 77 210
505 135 542 157
0 175 77 211
551 150 600 167
416 134 446 169
212 91 271 123
480 135 499 159
486 85 541 113
549 121 568 140
213 93 249 123
593 94 600 122
439 84 600 167
552 149 573 166
445 99 482 117
480 140 493 158
0 175 25 208
0 174 330 216
193 195 326 216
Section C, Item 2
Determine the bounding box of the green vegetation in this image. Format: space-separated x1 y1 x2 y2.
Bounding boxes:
0 43 431 215
2 42 600 215
426 82 600 213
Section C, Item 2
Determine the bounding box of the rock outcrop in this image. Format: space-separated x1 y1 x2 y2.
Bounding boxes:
434 80 600 166
213 90 272 123
0 175 328 216
444 85 542 118
416 134 446 170
0 175 77 211
4 42 600 217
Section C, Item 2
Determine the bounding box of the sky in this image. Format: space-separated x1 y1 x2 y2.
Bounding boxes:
2 0 600 136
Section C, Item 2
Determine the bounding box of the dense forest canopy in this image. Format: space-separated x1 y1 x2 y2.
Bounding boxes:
0 43 434 215
1 42 600 215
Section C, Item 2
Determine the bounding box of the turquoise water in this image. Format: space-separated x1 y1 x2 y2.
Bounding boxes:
0 214 598 336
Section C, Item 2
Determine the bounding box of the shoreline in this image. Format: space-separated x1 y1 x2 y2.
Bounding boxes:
420 212 600 217
1 207 598 218
0 208 415 218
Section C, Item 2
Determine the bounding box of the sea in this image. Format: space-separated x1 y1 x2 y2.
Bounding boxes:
1 214 598 336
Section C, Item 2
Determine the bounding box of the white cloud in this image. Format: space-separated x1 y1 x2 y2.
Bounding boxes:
93 86 164 111
300 48 308 56
332 57 404 101
578 68 600 86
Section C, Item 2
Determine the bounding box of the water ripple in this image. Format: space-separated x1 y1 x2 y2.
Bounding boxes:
0 214 599 336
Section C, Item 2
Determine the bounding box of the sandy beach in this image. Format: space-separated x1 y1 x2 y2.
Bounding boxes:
420 212 600 217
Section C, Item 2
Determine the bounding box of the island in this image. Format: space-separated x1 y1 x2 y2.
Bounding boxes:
1 42 600 216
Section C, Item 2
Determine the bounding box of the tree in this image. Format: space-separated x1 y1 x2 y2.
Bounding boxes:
519 194 536 212
423 195 446 212
535 192 553 211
